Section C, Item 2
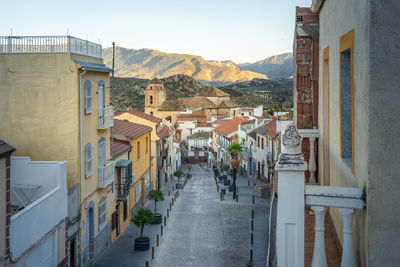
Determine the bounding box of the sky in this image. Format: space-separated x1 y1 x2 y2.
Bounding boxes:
1 0 312 63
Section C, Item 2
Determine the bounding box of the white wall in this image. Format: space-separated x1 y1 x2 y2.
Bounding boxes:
9 157 67 261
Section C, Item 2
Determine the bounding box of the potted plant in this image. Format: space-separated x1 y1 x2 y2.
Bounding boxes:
187 163 192 178
174 170 184 189
228 142 243 200
148 190 164 224
132 209 153 251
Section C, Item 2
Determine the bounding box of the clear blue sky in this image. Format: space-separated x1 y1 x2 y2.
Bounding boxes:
1 0 312 63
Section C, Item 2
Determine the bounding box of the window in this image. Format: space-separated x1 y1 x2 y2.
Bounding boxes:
85 143 93 178
123 200 128 221
257 136 260 147
98 197 107 232
340 29 354 172
150 112 153 116
111 211 117 230
146 137 149 153
84 80 92 114
137 141 140 159
261 138 264 150
150 95 153 104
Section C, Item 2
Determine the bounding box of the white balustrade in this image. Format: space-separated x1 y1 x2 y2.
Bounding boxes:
298 129 319 184
98 161 114 188
276 124 365 267
97 106 114 129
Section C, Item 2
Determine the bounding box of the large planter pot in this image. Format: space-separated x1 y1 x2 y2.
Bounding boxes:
152 213 162 225
224 179 231 186
229 185 233 192
175 182 183 189
135 237 150 251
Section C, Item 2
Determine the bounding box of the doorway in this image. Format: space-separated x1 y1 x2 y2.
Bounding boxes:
88 207 95 260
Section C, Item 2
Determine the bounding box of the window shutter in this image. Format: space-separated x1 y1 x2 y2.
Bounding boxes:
84 80 92 114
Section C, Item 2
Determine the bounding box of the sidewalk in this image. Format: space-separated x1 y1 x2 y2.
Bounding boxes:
93 175 188 267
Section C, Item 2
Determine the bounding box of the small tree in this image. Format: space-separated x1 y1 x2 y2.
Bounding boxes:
228 142 243 200
148 190 164 214
132 209 153 240
187 163 192 173
221 163 230 174
174 170 184 183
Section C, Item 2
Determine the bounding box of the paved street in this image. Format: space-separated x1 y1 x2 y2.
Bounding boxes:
94 165 270 267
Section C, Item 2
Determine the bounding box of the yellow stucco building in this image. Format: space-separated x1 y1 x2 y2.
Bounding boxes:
0 35 114 266
112 119 152 218
114 110 172 190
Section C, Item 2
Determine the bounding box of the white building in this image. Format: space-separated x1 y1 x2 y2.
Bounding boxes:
7 156 67 266
186 132 212 164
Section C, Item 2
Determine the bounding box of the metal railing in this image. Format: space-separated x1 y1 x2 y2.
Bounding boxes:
98 161 114 188
97 106 114 129
0 35 102 58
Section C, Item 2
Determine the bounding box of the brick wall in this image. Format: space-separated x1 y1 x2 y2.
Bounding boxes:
294 7 319 182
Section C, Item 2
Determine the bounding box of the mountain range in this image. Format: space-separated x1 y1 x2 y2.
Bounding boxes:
103 47 293 84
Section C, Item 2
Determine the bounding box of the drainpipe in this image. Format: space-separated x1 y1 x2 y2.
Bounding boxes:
79 69 87 204
78 68 86 266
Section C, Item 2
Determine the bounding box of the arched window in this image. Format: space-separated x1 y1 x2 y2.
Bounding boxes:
98 197 107 232
85 143 93 178
150 112 153 116
84 80 92 114
150 95 153 104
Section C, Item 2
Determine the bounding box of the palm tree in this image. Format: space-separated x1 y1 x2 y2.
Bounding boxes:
228 142 243 200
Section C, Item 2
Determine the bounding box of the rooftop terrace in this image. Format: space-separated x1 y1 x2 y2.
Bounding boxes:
0 35 102 58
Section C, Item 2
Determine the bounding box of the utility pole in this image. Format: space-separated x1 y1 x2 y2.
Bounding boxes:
112 42 115 78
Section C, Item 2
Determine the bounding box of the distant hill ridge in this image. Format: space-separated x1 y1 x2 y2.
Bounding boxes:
103 47 269 84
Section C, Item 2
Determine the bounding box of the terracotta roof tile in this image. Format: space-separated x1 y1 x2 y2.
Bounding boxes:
113 119 151 138
157 125 170 139
220 100 238 107
198 87 230 97
0 140 16 157
148 78 163 85
111 138 131 158
124 109 162 123
158 97 216 111
214 117 250 136
266 120 277 138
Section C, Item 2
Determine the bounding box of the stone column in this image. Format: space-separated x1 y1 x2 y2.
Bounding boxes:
311 206 327 267
339 208 355 267
276 123 307 267
309 137 316 184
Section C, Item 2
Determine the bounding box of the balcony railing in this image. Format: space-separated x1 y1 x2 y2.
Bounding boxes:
0 35 102 58
116 179 131 201
274 123 365 267
97 106 114 129
98 161 114 188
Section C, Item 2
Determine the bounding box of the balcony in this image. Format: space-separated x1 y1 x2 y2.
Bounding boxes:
9 157 67 261
97 106 114 129
0 35 102 58
115 159 132 201
98 161 114 188
272 123 365 267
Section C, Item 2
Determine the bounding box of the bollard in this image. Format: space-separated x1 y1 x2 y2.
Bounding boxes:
146 260 149 267
152 247 154 259
168 190 170 196
167 208 169 218
161 225 163 235
248 180 250 186
250 249 253 262
172 198 174 206
251 220 254 231
254 182 256 186
164 216 166 226
251 233 253 245
157 235 159 246
170 202 172 210
252 209 254 219
252 196 255 204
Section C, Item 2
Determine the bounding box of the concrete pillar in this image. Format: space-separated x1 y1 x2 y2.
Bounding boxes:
311 206 327 267
276 123 307 267
339 208 355 267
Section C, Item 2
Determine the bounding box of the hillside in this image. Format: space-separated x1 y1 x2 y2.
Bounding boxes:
103 47 268 84
111 75 292 113
239 53 293 80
